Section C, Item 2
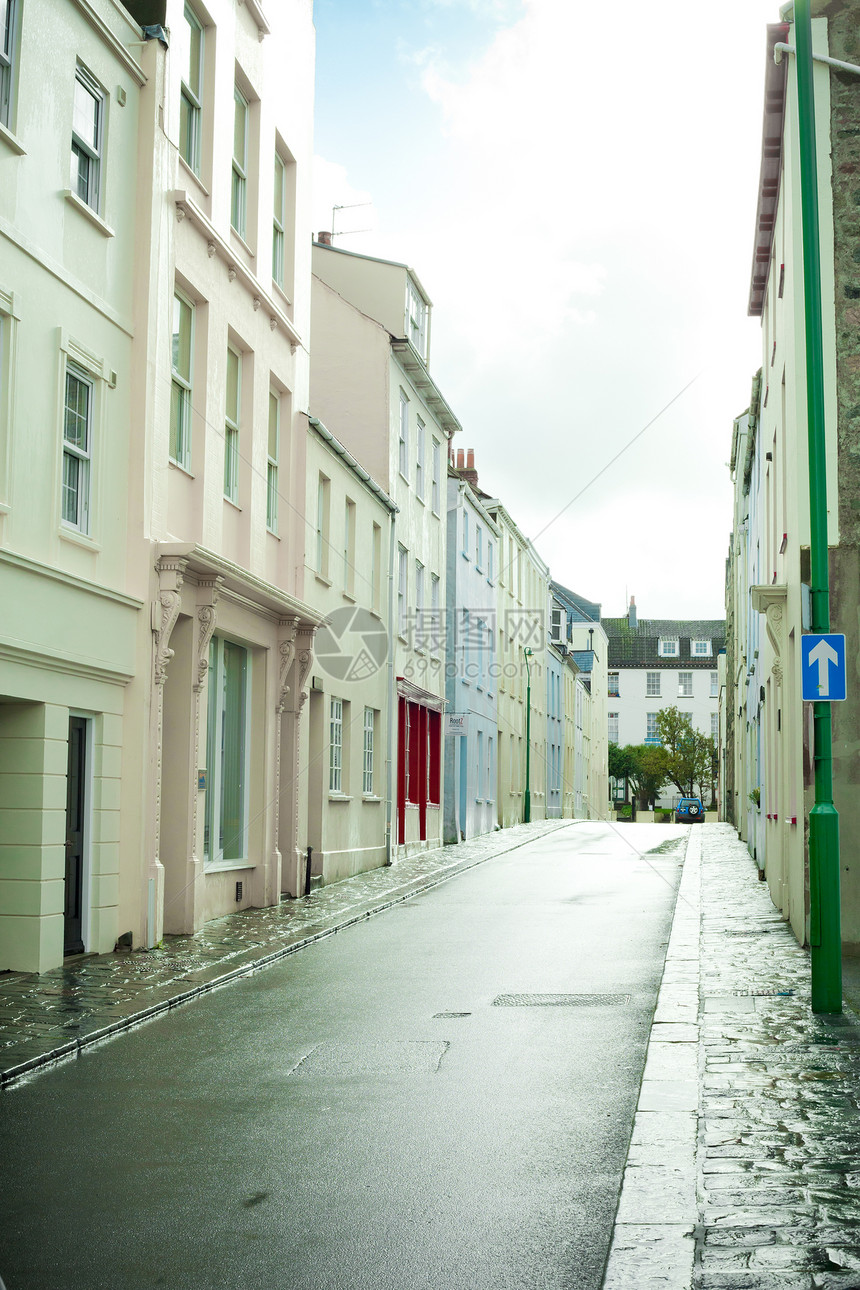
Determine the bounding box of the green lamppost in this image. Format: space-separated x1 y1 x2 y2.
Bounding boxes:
523 647 533 823
795 0 842 1012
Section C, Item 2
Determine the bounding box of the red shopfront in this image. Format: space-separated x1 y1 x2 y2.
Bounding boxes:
396 679 443 849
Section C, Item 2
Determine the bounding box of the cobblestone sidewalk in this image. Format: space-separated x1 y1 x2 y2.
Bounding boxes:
0 818 576 1090
604 823 860 1290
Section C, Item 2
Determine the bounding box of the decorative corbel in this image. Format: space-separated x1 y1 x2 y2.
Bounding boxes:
194 577 223 691
153 557 187 686
294 628 315 711
276 617 300 713
207 241 216 259
175 201 187 222
228 265 237 283
750 585 788 686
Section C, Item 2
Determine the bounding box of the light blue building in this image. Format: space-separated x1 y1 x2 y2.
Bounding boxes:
444 470 499 843
545 611 564 818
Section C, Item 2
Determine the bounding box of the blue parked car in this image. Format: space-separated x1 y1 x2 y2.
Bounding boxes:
675 796 704 823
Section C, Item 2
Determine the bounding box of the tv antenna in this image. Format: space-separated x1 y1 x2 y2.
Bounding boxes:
332 202 373 238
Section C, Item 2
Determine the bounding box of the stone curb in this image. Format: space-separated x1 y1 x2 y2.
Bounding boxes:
602 825 702 1289
1 818 579 1091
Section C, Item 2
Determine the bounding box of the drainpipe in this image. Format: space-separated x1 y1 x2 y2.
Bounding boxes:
794 0 842 1013
385 508 396 864
523 648 532 823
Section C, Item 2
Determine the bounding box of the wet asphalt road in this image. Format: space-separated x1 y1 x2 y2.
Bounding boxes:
0 822 686 1290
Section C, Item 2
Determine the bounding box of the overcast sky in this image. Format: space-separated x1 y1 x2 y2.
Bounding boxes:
311 0 781 621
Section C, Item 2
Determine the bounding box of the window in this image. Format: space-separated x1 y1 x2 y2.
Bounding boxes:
71 65 104 211
463 509 469 555
1 0 18 129
646 713 659 743
170 292 193 468
711 712 719 739
224 346 240 503
550 606 563 643
428 710 441 803
415 561 425 645
692 639 712 657
477 730 484 799
343 498 356 595
678 671 693 697
398 545 408 636
363 707 375 795
329 697 343 793
416 417 425 499
608 672 619 697
431 438 441 513
371 522 382 613
646 672 660 697
316 474 330 576
180 5 203 173
266 390 279 532
62 364 92 532
710 671 719 698
204 638 249 865
272 152 286 285
488 541 494 584
608 712 619 744
430 574 440 648
406 277 427 360
398 389 409 477
476 525 483 570
659 637 679 657
231 85 248 238
486 736 494 802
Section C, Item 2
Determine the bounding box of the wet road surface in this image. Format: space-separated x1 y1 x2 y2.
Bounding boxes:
0 822 686 1290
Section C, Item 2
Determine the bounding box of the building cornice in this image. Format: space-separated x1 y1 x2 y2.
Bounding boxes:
390 339 461 437
156 544 324 626
307 415 397 514
749 22 791 317
0 547 143 609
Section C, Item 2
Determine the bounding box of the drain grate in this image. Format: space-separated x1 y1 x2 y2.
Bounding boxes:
433 1011 471 1019
729 989 795 997
492 993 630 1008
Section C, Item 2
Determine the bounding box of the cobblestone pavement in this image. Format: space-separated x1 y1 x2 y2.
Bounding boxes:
604 823 860 1290
0 818 577 1090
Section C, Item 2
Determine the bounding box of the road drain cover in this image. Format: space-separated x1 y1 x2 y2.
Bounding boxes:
433 1011 471 1019
492 993 630 1007
288 1040 449 1077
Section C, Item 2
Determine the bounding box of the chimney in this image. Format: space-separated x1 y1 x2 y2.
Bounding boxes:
456 448 465 469
466 449 475 470
461 448 479 489
628 595 637 630
317 231 332 246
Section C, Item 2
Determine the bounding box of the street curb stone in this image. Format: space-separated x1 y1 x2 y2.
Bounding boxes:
0 818 577 1090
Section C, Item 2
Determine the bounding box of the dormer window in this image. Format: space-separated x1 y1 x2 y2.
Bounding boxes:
691 639 712 657
658 637 679 658
406 278 428 361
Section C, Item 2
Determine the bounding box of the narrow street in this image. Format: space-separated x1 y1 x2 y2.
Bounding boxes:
0 822 685 1290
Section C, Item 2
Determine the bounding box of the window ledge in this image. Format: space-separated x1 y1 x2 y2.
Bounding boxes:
342 591 356 604
178 154 210 196
204 860 255 873
224 496 242 512
0 122 25 155
59 525 101 553
362 794 382 803
416 494 426 506
328 793 352 803
315 573 332 588
266 527 280 540
461 552 471 561
272 279 293 310
230 228 256 259
168 458 195 479
63 190 115 238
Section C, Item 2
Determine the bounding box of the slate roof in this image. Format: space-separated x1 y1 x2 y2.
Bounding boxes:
602 618 726 668
551 580 601 623
571 650 594 673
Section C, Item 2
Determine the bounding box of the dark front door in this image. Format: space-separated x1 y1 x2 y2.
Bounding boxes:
64 717 87 957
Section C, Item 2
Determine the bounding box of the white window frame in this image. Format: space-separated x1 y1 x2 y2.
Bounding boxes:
362 707 375 795
343 497 356 595
415 560 424 646
266 389 279 533
646 712 659 743
398 544 408 637
416 417 425 500
61 361 93 534
316 474 330 577
1 0 19 130
272 151 286 286
608 712 619 744
646 671 660 697
170 291 194 469
71 64 104 213
180 4 204 174
398 389 409 478
430 573 440 650
711 712 719 739
431 438 440 513
710 670 719 698
224 344 240 503
329 697 343 793
406 277 427 360
692 639 712 657
462 508 469 556
678 671 693 698
204 636 251 868
476 524 483 571
658 637 679 658
231 84 248 239
487 541 494 585
608 672 619 697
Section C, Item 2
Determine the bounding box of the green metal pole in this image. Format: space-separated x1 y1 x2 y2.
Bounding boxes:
524 649 532 823
795 0 842 1013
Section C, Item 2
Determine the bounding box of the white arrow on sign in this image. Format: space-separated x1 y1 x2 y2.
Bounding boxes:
809 638 839 696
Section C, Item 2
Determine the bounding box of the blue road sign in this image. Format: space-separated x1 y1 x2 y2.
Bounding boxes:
801 633 847 702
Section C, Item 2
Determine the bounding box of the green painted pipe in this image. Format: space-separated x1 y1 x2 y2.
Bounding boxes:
794 0 842 1013
524 648 532 824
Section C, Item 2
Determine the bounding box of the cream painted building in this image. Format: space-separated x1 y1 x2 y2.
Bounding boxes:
301 415 396 883
310 242 460 857
0 0 147 971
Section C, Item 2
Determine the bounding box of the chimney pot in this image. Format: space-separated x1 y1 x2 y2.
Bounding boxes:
466 449 475 469
317 231 332 246
456 449 465 469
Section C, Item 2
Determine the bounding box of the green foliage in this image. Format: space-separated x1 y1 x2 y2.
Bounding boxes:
609 741 669 809
655 706 716 802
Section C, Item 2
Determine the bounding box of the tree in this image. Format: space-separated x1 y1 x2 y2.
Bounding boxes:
626 743 670 809
608 742 637 802
655 706 716 803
